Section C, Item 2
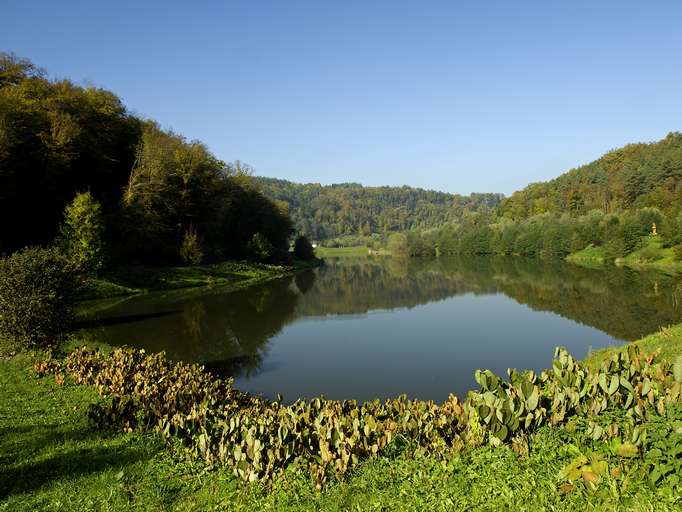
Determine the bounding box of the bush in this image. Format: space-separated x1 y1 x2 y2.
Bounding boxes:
248 233 273 262
179 226 203 265
387 233 408 257
0 247 78 350
58 191 105 274
673 244 682 261
293 235 316 260
637 244 663 262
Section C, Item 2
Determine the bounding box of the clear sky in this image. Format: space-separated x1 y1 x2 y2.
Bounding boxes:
3 1 681 195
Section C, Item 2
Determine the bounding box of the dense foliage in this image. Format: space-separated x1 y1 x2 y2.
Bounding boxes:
0 247 77 350
498 132 682 220
57 191 106 274
401 134 682 261
293 235 316 261
255 177 503 242
405 207 673 260
39 344 682 491
0 53 292 265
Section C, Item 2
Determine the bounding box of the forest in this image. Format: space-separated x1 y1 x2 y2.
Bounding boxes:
255 176 503 244
402 133 682 262
0 53 293 266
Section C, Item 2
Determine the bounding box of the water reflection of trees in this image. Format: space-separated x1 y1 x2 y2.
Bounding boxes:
83 256 682 378
303 257 681 341
81 277 303 378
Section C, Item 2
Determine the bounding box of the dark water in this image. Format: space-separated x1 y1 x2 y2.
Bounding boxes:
78 256 682 402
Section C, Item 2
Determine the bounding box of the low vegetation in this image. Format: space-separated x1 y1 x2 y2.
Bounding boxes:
0 247 79 351
77 261 297 301
2 330 681 510
315 246 370 258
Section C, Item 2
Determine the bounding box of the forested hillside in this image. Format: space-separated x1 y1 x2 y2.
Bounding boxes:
499 132 682 220
402 133 682 267
0 53 292 264
255 177 503 241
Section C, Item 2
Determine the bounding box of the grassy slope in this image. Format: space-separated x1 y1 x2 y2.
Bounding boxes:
2 325 682 511
617 236 682 273
315 246 370 258
565 244 606 267
584 323 682 370
567 237 682 273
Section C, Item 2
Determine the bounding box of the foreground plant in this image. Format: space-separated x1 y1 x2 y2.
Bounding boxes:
36 345 682 490
0 247 78 351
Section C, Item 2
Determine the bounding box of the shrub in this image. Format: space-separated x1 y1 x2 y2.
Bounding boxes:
293 235 316 260
387 233 408 257
179 226 203 265
637 244 662 262
248 233 273 262
602 238 627 260
58 191 105 274
0 247 78 350
37 344 682 489
673 244 682 262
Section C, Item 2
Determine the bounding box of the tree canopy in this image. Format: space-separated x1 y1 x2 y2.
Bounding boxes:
0 53 292 264
255 177 503 241
498 133 682 220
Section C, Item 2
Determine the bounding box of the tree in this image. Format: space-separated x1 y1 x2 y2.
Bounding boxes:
387 233 408 257
58 191 105 274
179 226 203 266
248 233 274 262
293 235 316 260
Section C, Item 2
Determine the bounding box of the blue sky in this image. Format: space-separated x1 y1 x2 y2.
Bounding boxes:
3 1 681 195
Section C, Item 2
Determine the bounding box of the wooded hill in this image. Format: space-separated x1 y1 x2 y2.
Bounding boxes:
499 132 682 220
254 177 503 241
0 53 293 264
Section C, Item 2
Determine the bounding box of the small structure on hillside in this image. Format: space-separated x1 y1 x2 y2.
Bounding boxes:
652 223 658 236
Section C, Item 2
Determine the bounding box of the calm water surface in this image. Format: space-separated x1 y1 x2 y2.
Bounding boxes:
79 256 682 402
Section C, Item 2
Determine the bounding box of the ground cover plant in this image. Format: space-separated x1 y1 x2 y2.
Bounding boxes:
32 341 682 497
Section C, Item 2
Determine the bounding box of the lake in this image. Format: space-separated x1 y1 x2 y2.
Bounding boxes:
78 256 682 403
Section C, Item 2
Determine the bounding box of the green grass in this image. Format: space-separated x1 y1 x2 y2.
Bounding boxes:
617 236 682 274
567 237 682 274
566 243 606 267
3 322 682 510
315 246 370 258
77 261 297 301
584 322 682 370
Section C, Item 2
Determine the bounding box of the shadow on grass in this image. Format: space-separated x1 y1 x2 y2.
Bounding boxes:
0 422 161 500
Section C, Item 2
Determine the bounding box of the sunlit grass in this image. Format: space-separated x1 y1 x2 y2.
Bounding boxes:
2 323 682 510
316 246 370 258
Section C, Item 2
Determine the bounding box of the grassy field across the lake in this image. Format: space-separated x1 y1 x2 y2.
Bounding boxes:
1 327 681 510
315 245 370 258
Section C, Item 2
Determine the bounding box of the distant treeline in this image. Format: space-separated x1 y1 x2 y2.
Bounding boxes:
0 53 292 265
254 177 503 242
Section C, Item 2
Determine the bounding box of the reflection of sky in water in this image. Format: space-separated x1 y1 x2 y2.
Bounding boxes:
236 293 617 402
79 256 682 403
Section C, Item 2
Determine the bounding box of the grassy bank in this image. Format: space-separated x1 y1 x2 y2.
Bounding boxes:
567 237 682 273
584 323 682 370
315 246 370 258
78 260 319 301
2 325 681 511
565 243 606 267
